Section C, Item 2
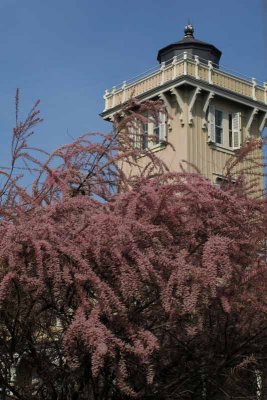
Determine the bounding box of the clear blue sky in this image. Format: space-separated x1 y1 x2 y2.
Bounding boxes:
0 0 266 166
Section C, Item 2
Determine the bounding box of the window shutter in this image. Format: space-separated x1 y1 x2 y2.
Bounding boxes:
232 112 241 149
159 112 167 141
208 105 216 143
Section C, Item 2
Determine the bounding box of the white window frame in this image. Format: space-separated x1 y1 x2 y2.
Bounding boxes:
208 106 241 151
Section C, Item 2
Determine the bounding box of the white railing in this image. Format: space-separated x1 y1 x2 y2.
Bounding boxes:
103 53 267 112
105 54 184 93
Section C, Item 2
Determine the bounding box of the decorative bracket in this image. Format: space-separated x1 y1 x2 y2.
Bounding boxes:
188 87 202 126
109 113 116 123
159 92 171 114
246 107 259 139
170 86 185 126
259 112 267 134
202 91 215 129
159 92 172 133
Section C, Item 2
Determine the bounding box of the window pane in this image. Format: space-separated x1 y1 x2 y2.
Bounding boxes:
229 130 232 148
229 114 232 129
215 127 222 144
142 122 148 135
153 126 160 145
141 123 148 149
142 134 148 149
215 110 223 126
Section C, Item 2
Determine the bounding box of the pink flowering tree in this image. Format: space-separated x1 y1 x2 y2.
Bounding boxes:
0 92 266 399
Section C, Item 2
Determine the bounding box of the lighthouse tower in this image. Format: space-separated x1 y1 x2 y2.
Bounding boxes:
101 25 267 186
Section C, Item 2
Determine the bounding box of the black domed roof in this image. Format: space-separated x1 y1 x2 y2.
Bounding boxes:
157 25 222 66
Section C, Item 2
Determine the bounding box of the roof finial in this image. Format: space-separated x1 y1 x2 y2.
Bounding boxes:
184 21 194 38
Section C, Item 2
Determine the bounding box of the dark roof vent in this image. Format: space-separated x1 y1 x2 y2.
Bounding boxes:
157 24 222 66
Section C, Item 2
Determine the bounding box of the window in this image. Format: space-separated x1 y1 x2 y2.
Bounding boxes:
215 109 223 144
214 176 227 188
208 106 241 150
134 111 166 150
214 175 236 189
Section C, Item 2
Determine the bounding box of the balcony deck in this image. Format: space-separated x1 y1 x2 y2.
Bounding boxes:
103 54 267 115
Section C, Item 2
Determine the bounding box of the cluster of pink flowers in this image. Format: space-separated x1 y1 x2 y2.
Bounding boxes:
0 94 265 399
